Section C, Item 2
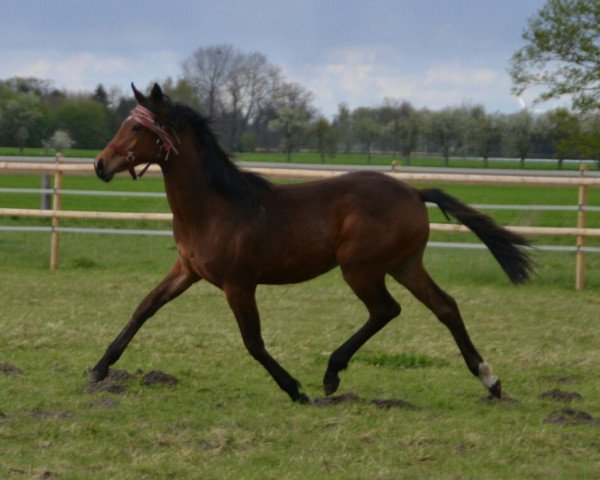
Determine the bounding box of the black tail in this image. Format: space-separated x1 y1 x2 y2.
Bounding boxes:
420 188 533 284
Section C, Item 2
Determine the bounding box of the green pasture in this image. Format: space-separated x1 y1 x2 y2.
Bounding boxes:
1 170 600 478
1 243 600 478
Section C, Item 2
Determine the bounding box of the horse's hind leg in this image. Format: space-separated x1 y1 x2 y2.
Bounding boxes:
89 258 199 383
391 260 502 398
323 272 400 396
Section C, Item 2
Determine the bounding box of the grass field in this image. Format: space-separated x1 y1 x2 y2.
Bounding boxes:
1 246 600 479
1 167 600 478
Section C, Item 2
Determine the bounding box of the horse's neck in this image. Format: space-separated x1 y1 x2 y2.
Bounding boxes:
160 137 211 220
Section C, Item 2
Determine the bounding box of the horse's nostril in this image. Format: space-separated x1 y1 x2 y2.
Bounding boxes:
95 158 104 173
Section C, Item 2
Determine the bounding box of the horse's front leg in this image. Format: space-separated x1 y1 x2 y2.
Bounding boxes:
89 258 199 383
224 283 310 403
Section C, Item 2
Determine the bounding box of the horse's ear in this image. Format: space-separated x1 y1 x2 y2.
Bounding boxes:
150 83 164 104
131 83 146 104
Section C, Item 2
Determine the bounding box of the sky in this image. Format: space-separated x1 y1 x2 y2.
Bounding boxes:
0 0 552 117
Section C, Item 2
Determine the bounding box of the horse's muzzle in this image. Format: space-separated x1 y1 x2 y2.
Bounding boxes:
94 157 113 182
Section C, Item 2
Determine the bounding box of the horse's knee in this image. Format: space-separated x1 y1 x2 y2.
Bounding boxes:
373 298 401 325
435 295 460 326
243 336 266 359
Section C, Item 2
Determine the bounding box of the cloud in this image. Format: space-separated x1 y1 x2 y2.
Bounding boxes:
284 46 421 116
424 63 499 87
286 48 513 116
0 50 180 93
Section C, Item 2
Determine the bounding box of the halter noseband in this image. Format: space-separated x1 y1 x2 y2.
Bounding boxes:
108 104 180 180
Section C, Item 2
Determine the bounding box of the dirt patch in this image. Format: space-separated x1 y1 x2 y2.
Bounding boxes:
85 368 136 395
34 469 54 479
107 369 137 382
141 370 178 387
371 398 416 410
0 363 22 375
480 394 520 404
86 397 119 409
540 389 582 402
314 393 361 406
313 393 415 409
86 380 128 395
86 368 179 394
539 374 582 385
29 408 73 420
544 408 600 426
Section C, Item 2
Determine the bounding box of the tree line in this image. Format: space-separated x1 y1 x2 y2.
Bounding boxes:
1 44 599 168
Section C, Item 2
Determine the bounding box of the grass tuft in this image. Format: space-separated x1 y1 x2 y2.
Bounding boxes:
354 352 450 369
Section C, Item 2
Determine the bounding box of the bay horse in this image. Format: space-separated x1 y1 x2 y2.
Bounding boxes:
91 83 532 403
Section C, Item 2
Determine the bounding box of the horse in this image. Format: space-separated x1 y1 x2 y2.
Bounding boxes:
91 83 532 403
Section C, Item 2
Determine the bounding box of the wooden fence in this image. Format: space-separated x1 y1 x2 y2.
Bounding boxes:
1 158 599 289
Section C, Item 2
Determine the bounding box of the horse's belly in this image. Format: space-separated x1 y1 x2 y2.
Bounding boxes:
256 250 337 285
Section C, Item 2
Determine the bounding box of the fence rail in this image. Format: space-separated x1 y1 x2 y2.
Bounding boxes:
1 158 599 289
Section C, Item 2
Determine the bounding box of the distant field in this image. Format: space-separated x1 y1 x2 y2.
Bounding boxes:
1 146 597 171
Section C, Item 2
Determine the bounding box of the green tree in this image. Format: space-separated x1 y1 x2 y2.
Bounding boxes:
384 100 420 164
310 116 337 162
469 107 502 167
352 108 382 164
579 115 600 168
93 84 109 107
332 103 353 154
546 108 581 168
55 98 109 149
510 0 600 112
0 90 51 152
426 108 464 166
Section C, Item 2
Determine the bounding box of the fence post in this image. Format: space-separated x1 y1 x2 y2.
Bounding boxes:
41 173 51 209
575 164 588 290
50 153 63 271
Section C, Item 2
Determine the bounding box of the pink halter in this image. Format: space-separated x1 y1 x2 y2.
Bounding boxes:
130 105 179 158
108 104 180 180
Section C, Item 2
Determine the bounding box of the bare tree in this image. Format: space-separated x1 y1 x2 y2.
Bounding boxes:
183 44 237 118
225 52 281 150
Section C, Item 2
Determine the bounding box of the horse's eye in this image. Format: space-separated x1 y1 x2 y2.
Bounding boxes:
132 124 143 132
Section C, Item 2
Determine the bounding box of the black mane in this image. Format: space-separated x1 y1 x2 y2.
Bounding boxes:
163 100 272 206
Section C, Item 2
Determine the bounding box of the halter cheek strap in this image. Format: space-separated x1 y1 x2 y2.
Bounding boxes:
108 105 180 180
131 105 179 158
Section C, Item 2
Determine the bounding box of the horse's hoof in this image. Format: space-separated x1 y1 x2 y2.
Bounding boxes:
323 375 340 397
294 393 312 404
489 379 502 399
88 368 108 383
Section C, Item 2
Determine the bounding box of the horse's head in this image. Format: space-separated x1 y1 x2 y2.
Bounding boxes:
94 83 178 181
